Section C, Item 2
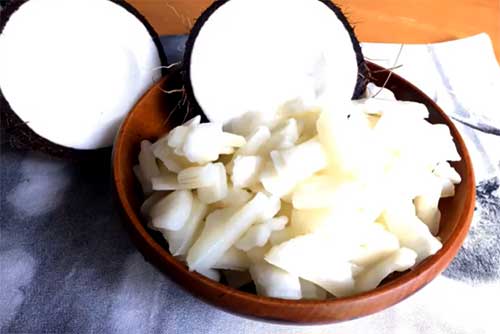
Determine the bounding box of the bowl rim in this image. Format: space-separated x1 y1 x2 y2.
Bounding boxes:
112 61 475 324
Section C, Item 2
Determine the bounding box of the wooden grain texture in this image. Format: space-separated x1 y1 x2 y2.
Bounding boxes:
127 0 500 64
112 63 475 324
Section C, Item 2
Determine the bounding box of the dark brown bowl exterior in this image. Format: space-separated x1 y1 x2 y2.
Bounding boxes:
112 62 475 324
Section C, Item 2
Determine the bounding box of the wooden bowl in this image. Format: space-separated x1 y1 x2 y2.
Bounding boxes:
112 62 475 324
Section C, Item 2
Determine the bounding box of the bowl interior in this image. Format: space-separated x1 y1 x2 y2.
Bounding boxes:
112 63 475 324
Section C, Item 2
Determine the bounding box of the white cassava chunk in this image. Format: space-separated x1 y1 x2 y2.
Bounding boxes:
151 172 184 191
139 140 160 178
372 109 422 156
261 139 327 197
246 244 272 264
347 109 381 130
157 160 172 176
271 138 326 175
196 267 220 282
237 126 271 155
166 116 201 150
317 107 386 181
167 125 190 150
133 165 151 195
203 206 239 231
265 233 356 297
151 143 193 173
157 148 188 173
259 195 281 222
150 190 193 231
235 224 273 251
217 187 252 208
138 140 160 193
432 161 462 198
222 270 252 289
140 192 166 217
426 124 461 162
182 123 245 163
213 247 250 271
355 248 417 294
231 199 282 249
184 115 202 127
382 203 442 263
350 223 400 267
236 215 287 249
278 97 319 117
224 111 277 137
414 175 442 235
395 122 460 169
178 164 219 189
433 161 462 184
249 262 302 300
182 123 223 162
230 155 265 188
291 175 344 209
291 207 335 234
197 163 228 204
221 132 247 148
440 178 456 198
300 279 328 300
279 98 313 116
162 197 207 257
351 263 364 277
293 178 384 225
383 157 435 201
259 162 292 197
187 192 275 271
267 216 288 231
263 118 301 152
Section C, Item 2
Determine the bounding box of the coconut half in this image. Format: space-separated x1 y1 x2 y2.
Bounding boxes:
0 0 166 152
184 0 366 124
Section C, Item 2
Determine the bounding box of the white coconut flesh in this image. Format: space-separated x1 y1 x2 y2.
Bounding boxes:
188 0 359 124
0 0 162 150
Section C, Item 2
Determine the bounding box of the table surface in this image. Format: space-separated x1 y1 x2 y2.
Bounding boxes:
128 0 500 63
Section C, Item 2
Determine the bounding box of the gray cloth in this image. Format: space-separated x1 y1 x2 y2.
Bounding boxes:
1 34 499 334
